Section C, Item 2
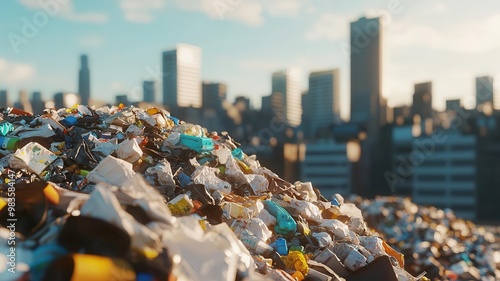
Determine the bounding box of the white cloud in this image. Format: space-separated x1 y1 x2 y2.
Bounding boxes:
19 0 38 9
264 0 305 17
18 0 109 23
63 13 108 23
0 58 35 83
119 0 165 23
430 2 448 15
79 36 104 48
390 12 500 54
305 13 349 41
173 0 264 27
172 0 306 27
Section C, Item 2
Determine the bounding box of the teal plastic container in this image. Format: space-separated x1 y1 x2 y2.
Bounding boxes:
179 134 214 153
0 121 13 136
263 200 297 235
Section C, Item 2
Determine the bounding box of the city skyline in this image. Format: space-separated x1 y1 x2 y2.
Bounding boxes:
1 1 500 120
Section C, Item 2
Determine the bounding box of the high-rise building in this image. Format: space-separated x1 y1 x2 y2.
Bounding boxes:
446 99 461 112
0 90 8 108
14 90 33 113
202 82 226 111
78 55 90 106
350 17 383 133
31 91 44 114
116 95 129 105
54 92 80 109
301 141 351 198
411 82 433 120
272 69 302 127
476 76 493 110
143 80 156 103
260 92 287 140
393 105 411 126
412 132 477 219
307 69 341 135
234 96 250 111
162 44 202 109
301 91 311 136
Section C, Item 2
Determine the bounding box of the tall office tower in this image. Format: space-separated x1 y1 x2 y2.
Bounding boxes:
78 55 90 106
143 80 156 103
0 90 8 108
393 105 411 126
54 92 80 109
272 69 302 127
116 95 129 105
476 76 494 111
15 90 33 113
307 69 341 135
31 91 44 114
162 44 202 109
350 17 383 133
202 82 227 111
411 82 433 120
446 99 461 112
234 96 250 111
301 91 311 136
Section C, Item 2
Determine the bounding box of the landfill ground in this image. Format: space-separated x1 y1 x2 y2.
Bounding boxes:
0 104 498 281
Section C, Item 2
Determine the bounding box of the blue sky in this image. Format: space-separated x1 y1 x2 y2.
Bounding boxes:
1 0 499 120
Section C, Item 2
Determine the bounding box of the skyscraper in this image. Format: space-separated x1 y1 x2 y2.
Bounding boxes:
350 17 383 133
54 92 80 109
411 82 433 120
307 69 341 135
15 90 33 113
162 44 202 109
202 82 227 111
446 99 461 112
116 95 129 105
78 55 90 106
31 91 44 114
476 76 494 110
0 90 8 108
143 80 156 103
272 69 302 127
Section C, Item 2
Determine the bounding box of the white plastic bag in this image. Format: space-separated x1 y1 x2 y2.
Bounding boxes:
116 138 143 163
191 165 232 194
86 155 136 187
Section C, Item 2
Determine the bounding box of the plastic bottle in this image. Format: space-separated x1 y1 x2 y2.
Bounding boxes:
234 228 273 256
0 136 21 151
177 172 192 188
273 237 288 256
262 200 297 235
231 148 244 160
60 116 78 128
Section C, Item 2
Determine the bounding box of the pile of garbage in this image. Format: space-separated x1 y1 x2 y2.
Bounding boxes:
355 197 500 281
0 105 497 281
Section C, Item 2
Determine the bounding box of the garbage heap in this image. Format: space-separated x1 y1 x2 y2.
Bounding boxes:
0 105 495 281
354 196 500 281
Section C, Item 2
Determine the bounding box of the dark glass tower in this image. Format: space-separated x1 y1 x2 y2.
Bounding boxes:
78 55 90 105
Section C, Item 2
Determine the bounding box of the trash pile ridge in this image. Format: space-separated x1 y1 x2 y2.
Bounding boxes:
0 104 497 281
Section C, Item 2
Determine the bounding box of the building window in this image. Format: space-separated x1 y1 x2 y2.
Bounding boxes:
423 160 446 167
451 174 475 181
418 189 446 196
451 159 474 166
418 175 446 181
451 204 474 211
451 144 475 151
451 190 475 196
